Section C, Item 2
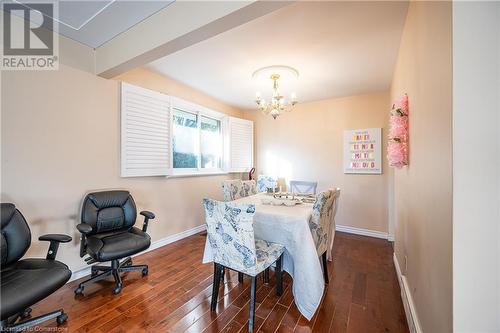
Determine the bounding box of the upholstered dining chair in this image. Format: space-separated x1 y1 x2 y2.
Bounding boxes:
256 175 278 192
289 180 318 195
309 188 341 284
221 180 257 201
203 198 285 332
242 180 258 197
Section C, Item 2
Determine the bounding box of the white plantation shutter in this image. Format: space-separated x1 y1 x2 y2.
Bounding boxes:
121 82 171 177
227 117 254 172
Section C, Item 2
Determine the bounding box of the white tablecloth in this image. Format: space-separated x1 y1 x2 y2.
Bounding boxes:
202 193 324 320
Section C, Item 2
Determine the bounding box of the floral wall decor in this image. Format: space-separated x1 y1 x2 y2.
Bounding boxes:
388 94 409 168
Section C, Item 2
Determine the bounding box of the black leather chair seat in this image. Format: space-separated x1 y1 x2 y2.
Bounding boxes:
1 259 71 319
86 227 151 261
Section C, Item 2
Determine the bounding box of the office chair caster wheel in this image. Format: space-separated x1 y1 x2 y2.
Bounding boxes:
74 286 84 295
56 312 68 325
113 285 122 295
21 307 32 319
142 268 148 276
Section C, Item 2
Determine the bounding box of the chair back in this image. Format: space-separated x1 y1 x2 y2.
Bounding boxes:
241 180 257 197
309 189 337 254
81 190 137 236
221 180 243 201
221 180 257 201
256 175 277 192
290 180 318 195
0 203 31 268
203 198 257 272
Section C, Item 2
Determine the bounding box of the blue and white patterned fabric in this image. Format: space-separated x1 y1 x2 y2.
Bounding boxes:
256 175 278 192
203 198 285 276
241 180 258 197
309 189 338 256
221 180 243 201
222 180 257 201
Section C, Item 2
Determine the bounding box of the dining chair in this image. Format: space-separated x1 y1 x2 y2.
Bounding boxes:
256 175 277 192
241 180 258 197
289 180 318 195
221 179 243 201
309 188 340 284
203 198 285 332
222 180 257 202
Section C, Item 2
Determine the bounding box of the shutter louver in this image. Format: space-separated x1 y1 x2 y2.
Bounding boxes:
228 117 254 172
121 82 171 177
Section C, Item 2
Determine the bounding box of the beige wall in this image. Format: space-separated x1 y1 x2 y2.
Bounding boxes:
243 92 390 233
390 2 453 332
1 66 243 273
115 68 242 117
453 2 500 331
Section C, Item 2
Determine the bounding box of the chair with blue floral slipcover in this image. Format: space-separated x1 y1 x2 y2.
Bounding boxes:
241 180 258 197
289 180 318 195
309 188 341 284
222 180 257 202
203 198 285 332
256 175 278 192
221 180 243 201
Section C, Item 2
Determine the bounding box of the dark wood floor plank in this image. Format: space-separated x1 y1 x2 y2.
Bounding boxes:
352 272 367 305
258 303 288 333
25 232 408 333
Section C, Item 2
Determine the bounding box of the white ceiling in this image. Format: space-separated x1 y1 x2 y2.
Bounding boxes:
8 0 174 48
146 1 409 109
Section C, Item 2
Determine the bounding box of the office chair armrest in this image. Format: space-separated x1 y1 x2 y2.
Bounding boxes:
76 223 93 235
39 234 72 260
140 211 155 232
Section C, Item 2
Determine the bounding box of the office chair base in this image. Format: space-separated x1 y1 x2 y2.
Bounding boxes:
1 309 67 332
75 257 148 295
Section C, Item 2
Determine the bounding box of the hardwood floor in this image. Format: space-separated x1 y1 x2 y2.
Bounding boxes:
32 232 409 333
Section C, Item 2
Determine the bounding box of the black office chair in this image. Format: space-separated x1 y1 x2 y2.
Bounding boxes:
74 190 155 295
0 203 72 331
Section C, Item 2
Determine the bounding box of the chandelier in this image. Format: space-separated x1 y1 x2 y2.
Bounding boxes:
253 66 299 119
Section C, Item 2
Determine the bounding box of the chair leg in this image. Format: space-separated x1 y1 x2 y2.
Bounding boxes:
75 269 112 294
220 267 226 282
2 309 67 331
249 276 257 332
211 263 222 311
276 254 283 296
263 268 270 284
112 269 123 295
322 251 329 284
238 272 244 283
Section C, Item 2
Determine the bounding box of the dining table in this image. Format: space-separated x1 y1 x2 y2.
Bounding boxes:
202 192 324 320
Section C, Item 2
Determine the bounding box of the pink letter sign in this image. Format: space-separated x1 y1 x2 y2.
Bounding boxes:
343 128 382 174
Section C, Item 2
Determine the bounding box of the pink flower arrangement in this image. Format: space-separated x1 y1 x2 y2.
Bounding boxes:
389 115 408 138
388 94 409 168
388 141 407 168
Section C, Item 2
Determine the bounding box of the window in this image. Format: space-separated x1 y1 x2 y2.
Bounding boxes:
200 116 222 169
121 83 253 177
172 109 198 168
171 98 224 174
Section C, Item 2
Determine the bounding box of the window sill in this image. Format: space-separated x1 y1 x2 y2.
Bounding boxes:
166 171 229 179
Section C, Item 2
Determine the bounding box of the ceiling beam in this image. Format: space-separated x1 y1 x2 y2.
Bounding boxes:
96 1 293 79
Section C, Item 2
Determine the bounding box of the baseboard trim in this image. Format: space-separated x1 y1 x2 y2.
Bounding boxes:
69 224 206 282
335 224 389 240
393 253 422 333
